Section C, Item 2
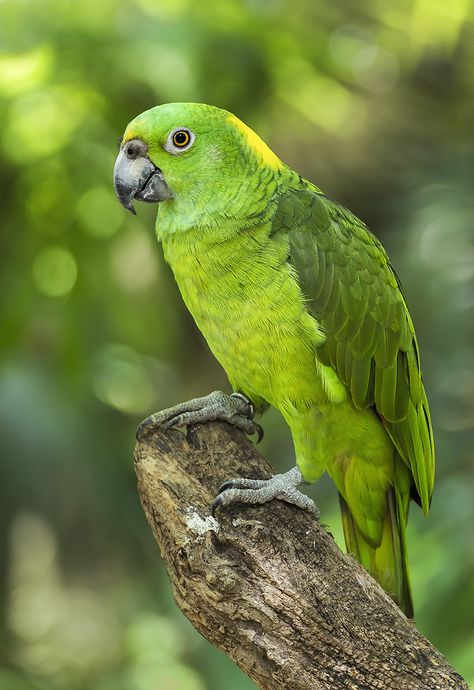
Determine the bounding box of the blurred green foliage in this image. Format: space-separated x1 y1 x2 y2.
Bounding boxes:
1 0 473 687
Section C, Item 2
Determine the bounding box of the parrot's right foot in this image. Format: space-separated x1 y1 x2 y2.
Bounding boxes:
211 466 320 518
136 390 263 442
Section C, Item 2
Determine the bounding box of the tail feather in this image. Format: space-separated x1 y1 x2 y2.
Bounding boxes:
339 486 413 618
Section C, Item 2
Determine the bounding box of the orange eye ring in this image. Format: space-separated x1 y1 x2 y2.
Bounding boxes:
172 130 191 147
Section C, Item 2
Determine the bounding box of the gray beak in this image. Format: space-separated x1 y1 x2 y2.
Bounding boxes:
113 139 172 214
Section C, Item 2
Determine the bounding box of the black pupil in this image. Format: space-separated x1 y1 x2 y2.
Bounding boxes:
174 131 188 145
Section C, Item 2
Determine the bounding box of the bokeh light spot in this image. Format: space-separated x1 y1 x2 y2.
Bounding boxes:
0 45 53 97
353 47 399 93
77 187 124 238
32 246 78 297
92 344 164 414
3 86 93 162
110 228 158 292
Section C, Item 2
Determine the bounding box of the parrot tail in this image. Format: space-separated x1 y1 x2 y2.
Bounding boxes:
339 484 413 618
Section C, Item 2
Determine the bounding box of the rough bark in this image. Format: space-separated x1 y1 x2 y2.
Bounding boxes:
134 421 467 690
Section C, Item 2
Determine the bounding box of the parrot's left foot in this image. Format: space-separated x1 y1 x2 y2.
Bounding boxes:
211 466 319 519
136 390 263 441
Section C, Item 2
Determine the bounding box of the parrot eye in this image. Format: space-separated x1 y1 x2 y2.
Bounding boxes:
173 130 190 147
165 127 195 154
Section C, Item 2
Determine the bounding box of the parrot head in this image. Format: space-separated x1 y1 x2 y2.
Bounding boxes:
113 102 283 218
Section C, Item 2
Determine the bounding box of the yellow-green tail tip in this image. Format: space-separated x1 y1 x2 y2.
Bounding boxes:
339 491 414 618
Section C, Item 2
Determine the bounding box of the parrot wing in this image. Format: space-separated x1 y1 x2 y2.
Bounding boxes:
272 186 434 513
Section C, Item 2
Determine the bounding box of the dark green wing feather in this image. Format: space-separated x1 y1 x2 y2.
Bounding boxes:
273 187 434 512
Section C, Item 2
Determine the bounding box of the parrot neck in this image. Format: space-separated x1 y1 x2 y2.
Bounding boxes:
155 164 297 241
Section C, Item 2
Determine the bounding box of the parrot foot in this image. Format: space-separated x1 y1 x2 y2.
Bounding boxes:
136 390 263 442
211 466 319 519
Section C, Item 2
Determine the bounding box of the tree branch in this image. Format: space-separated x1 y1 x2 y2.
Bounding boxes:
134 422 467 690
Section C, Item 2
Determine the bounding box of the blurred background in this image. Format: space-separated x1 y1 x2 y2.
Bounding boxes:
1 0 473 688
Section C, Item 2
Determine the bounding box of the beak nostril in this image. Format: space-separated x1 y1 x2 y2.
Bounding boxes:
124 139 146 160
125 143 137 159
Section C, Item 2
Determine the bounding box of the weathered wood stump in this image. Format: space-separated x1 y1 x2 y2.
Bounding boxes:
135 421 467 690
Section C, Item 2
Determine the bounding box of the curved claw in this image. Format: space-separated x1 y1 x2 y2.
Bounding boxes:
163 416 183 430
217 480 237 495
217 476 267 494
254 423 264 444
211 495 223 517
136 415 156 440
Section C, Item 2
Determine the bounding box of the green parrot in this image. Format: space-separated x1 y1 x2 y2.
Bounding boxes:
114 102 434 617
